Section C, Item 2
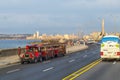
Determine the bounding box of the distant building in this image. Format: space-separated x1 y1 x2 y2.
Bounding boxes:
26 31 79 40
26 31 41 39
36 31 39 39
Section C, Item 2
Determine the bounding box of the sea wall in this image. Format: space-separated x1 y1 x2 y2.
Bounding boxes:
66 45 88 54
0 48 25 57
0 44 87 57
0 45 88 68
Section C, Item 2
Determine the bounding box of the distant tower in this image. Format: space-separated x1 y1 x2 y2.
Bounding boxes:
36 31 39 39
101 19 105 36
96 19 105 41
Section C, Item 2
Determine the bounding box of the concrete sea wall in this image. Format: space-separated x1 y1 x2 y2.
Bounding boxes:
0 45 88 68
0 48 25 57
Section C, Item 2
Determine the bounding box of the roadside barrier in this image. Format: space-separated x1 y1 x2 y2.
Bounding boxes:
0 48 25 57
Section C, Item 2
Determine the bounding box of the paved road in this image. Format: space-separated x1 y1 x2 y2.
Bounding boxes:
75 60 120 80
0 44 100 80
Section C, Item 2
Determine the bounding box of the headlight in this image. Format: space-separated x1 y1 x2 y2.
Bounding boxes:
116 44 119 48
101 44 104 47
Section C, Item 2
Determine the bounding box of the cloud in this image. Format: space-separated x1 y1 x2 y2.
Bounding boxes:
0 13 83 25
62 0 120 9
0 13 84 34
0 0 120 34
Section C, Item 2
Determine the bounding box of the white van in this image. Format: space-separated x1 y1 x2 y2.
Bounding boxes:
100 35 120 60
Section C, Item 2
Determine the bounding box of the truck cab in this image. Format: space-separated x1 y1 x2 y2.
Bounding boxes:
19 45 42 64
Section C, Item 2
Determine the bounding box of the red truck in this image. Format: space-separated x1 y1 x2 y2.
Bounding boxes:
18 43 66 64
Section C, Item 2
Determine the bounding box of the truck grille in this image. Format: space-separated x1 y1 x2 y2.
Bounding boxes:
25 54 29 57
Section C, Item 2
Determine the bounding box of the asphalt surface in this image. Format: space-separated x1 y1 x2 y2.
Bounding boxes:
0 44 100 80
75 60 120 80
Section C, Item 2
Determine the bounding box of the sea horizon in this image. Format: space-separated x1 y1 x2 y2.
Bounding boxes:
0 39 41 49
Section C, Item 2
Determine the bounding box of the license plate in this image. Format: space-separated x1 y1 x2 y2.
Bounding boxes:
103 49 108 51
108 52 112 54
25 57 29 59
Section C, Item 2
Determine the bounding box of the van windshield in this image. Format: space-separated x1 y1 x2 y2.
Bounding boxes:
101 37 119 43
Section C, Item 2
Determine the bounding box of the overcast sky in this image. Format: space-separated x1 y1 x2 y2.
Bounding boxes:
0 0 120 34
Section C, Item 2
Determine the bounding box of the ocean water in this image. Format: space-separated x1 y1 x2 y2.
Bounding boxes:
0 40 41 49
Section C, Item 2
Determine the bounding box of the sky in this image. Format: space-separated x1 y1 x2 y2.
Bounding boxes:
0 0 120 34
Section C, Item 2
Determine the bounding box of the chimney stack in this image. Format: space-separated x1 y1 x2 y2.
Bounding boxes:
102 19 105 35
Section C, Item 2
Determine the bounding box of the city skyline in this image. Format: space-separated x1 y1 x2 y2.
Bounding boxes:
0 0 120 34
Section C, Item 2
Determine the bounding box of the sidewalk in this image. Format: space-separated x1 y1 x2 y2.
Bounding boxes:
0 44 88 68
0 55 20 68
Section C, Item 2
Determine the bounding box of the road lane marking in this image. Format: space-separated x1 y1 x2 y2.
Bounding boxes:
69 59 75 63
70 61 100 80
85 51 87 53
0 63 20 69
62 59 101 80
113 61 116 64
83 55 87 58
6 69 20 74
64 56 69 58
43 60 51 63
43 67 54 72
92 52 96 54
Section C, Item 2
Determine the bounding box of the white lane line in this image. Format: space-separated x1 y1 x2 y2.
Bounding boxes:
43 60 51 63
7 69 20 74
69 59 75 63
92 52 96 54
64 56 69 58
43 67 54 72
85 51 87 53
83 55 87 58
113 61 116 64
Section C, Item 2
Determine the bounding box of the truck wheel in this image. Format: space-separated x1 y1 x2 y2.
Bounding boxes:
53 54 55 58
34 58 38 63
62 53 65 56
21 61 24 64
29 59 33 63
20 59 24 64
39 57 43 62
51 53 54 58
45 56 48 60
27 61 30 64
55 54 58 57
